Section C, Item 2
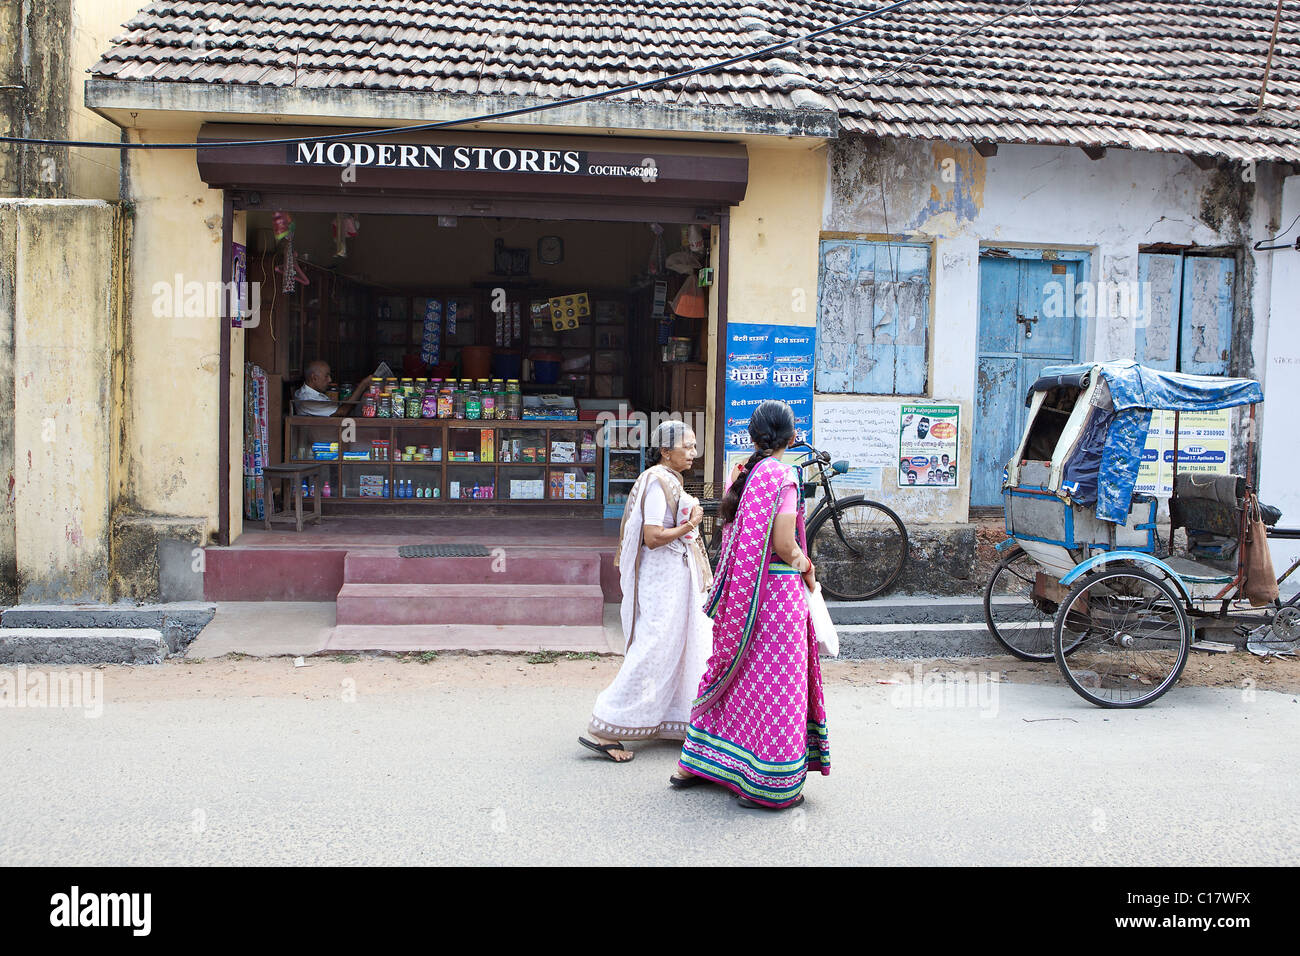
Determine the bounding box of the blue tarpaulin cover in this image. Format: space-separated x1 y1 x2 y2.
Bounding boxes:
1041 361 1262 412
1038 362 1261 524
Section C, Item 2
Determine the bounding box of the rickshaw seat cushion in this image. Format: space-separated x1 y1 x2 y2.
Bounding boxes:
1162 555 1234 585
1173 473 1244 505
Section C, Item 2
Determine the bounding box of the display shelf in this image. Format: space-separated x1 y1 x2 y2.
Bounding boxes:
284 417 601 508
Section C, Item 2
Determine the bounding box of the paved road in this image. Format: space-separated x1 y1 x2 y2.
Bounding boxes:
2 664 1297 865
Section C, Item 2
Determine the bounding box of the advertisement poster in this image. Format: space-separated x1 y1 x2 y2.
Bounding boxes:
1134 409 1231 496
230 242 248 327
898 403 959 487
813 399 899 493
723 323 814 454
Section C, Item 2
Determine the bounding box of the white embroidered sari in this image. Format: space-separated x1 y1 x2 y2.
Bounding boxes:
587 465 714 741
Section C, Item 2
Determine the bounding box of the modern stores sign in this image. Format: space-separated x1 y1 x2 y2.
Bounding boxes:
288 141 659 180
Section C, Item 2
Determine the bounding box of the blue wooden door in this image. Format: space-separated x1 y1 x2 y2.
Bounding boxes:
973 254 1086 507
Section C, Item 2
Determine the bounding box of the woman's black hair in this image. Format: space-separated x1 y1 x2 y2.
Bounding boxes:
719 399 796 524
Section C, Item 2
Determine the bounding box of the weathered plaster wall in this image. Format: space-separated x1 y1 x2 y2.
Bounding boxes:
0 0 139 200
822 136 1285 523
0 0 72 199
1259 173 1299 569
114 124 226 598
66 0 146 200
0 199 120 602
710 141 826 478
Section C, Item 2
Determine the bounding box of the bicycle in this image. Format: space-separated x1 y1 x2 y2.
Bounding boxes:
703 444 909 600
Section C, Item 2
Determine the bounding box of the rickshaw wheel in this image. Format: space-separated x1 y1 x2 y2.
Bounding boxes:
983 546 1059 661
1052 566 1192 708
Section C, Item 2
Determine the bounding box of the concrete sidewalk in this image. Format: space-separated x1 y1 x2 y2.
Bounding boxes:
186 601 628 657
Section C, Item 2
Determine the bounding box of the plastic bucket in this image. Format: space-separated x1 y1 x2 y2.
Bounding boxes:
492 350 523 379
532 352 561 384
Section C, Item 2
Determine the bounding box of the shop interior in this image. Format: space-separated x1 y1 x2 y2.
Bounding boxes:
241 210 713 521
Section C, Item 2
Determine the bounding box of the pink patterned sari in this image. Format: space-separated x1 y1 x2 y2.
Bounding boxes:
678 455 829 806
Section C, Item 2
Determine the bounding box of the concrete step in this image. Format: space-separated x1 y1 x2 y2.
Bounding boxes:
0 603 215 654
835 621 1009 659
0 628 168 665
343 548 600 587
203 547 348 602
828 595 1015 626
335 583 605 627
327 623 609 653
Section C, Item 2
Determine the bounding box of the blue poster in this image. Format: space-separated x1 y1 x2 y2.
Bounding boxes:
723 323 815 453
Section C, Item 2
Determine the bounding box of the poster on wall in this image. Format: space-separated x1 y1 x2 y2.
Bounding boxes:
813 399 899 492
230 242 248 328
723 323 814 454
898 403 960 487
1134 409 1231 496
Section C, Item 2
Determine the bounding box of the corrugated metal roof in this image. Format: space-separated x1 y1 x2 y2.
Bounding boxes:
89 0 1300 161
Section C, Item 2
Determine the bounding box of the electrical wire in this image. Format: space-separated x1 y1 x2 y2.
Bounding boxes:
0 0 926 152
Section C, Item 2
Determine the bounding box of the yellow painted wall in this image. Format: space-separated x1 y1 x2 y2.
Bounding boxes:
707 142 826 479
2 199 120 601
66 1 142 199
121 123 228 537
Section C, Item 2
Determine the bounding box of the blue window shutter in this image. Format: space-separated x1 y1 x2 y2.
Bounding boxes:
1136 252 1183 371
817 239 929 395
1179 256 1234 375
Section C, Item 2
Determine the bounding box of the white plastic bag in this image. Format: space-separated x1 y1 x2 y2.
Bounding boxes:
805 581 838 658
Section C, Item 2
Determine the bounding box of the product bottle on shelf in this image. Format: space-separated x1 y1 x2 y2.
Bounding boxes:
323 481 331 498
383 478 390 498
405 479 414 498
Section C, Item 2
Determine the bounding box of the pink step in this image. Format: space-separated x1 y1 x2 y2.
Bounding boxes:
204 547 347 601
326 624 609 653
335 583 605 627
343 548 600 587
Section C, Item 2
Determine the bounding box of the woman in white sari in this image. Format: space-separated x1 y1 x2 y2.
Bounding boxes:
579 421 714 767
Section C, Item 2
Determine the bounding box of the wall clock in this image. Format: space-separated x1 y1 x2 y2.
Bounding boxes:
538 235 564 265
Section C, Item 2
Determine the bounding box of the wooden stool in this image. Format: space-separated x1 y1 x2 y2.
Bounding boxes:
262 463 328 532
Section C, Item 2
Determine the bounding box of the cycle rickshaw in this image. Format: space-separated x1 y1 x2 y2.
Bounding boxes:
983 361 1300 707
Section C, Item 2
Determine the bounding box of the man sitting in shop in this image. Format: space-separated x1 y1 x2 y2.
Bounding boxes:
294 360 371 416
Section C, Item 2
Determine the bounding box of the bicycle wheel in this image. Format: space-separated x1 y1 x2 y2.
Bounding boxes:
983 546 1059 661
1052 566 1192 708
807 497 908 600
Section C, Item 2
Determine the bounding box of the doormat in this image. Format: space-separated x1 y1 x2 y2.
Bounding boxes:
398 544 491 558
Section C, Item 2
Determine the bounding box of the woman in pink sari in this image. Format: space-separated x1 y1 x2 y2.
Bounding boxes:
672 400 830 809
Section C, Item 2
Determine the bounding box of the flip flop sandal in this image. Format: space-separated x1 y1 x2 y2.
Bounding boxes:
736 794 805 810
668 772 705 789
578 737 634 762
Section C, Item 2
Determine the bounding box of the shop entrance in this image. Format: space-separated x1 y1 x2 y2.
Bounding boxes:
240 210 716 527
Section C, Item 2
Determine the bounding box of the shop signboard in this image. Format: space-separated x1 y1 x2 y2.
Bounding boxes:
723 323 814 458
898 403 960 488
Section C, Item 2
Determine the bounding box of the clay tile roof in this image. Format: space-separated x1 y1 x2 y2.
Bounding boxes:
90 0 1300 161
